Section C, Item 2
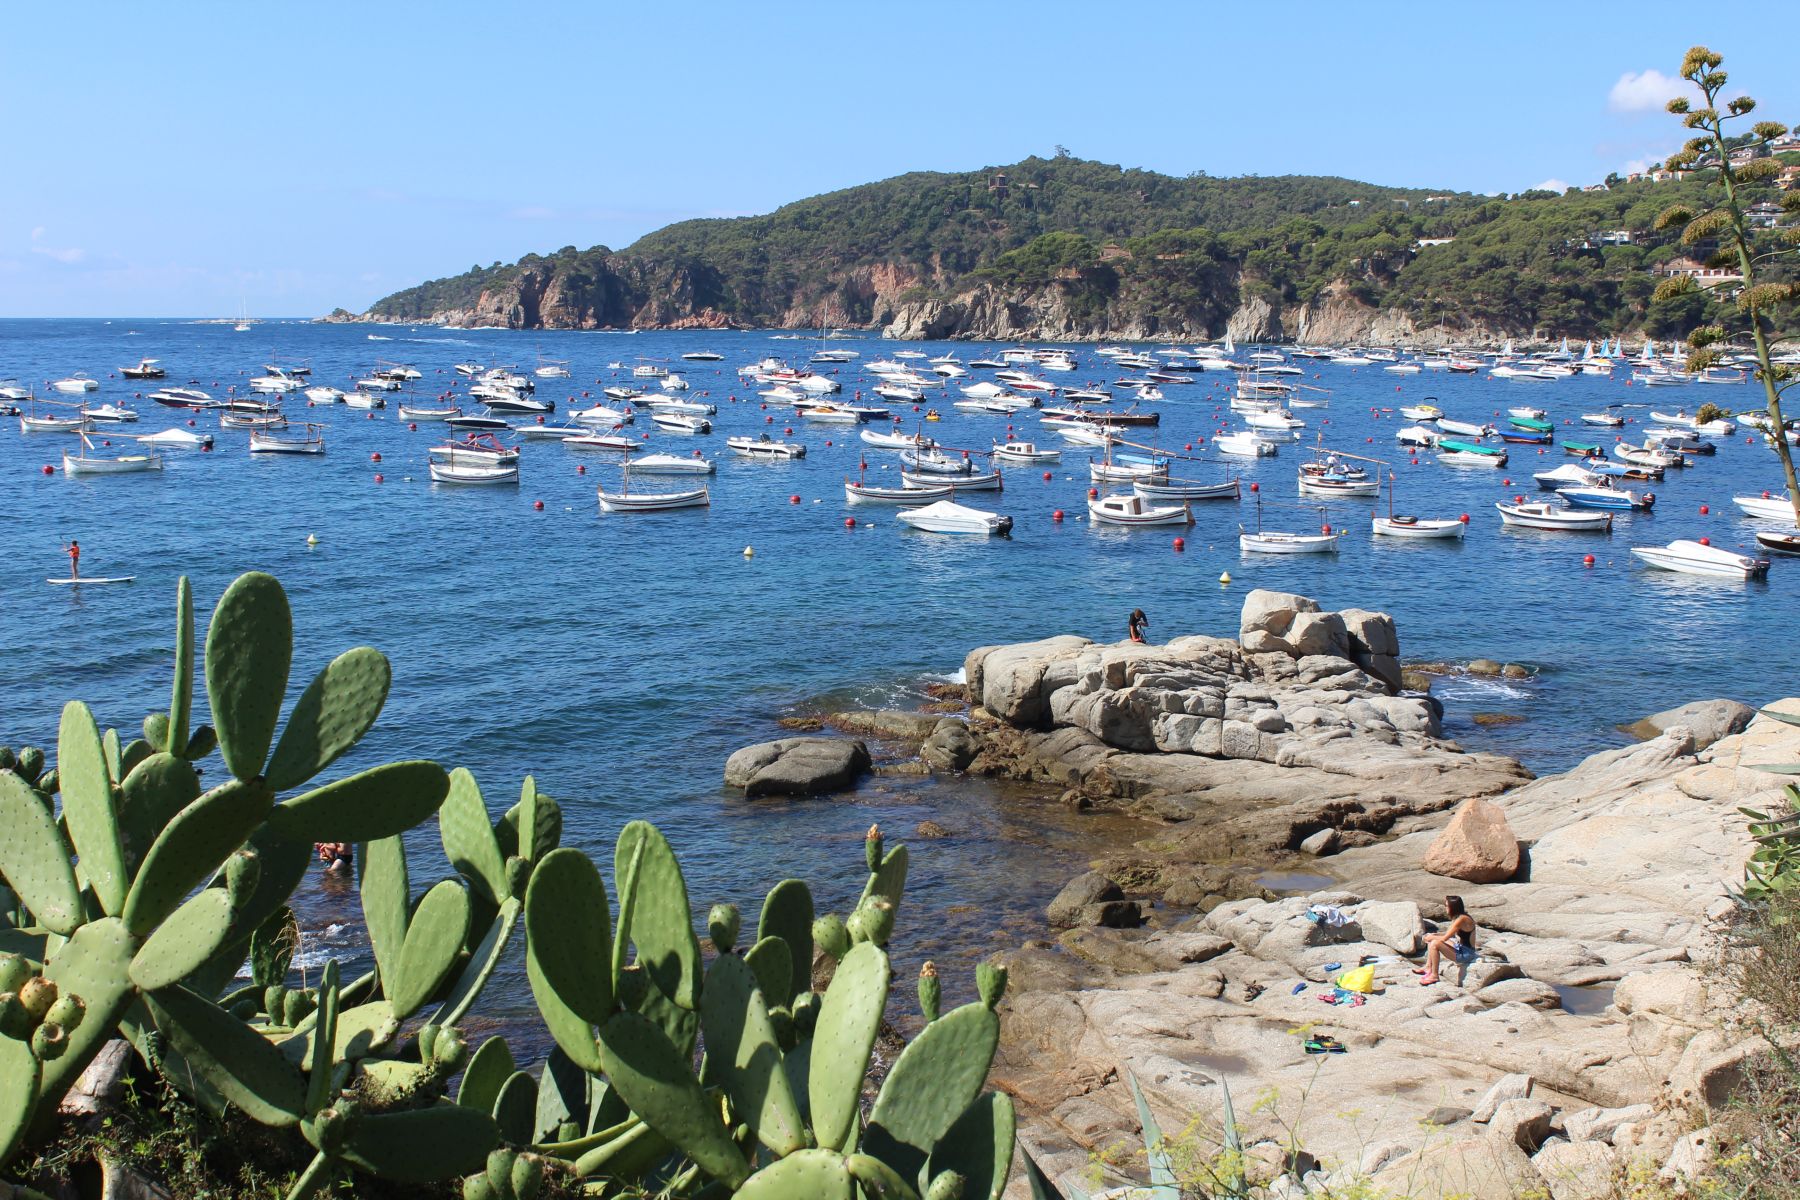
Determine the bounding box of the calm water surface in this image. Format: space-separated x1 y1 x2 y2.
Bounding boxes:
2 319 1795 1016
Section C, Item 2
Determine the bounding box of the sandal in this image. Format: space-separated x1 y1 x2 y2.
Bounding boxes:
1419 974 1439 986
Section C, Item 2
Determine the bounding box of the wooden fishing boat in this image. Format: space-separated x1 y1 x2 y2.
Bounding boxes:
1087 494 1193 527
249 423 327 455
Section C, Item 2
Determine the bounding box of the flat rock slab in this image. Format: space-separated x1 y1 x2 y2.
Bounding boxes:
723 737 871 797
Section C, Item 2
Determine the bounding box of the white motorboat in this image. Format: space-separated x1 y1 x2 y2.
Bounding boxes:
1395 426 1440 448
51 374 100 394
727 435 806 459
429 455 520 485
903 448 982 475
874 384 926 403
447 415 511 432
1133 478 1239 502
1371 515 1467 539
134 428 213 450
431 435 519 464
1733 493 1798 521
250 373 303 394
82 404 139 423
219 411 287 431
571 404 634 427
120 358 165 380
1087 494 1192 527
564 434 638 453
1056 425 1120 448
1243 410 1305 433
1495 501 1613 531
651 412 712 435
398 402 462 421
306 386 348 405
472 387 552 414
1508 406 1548 421
1613 442 1679 469
1436 445 1508 468
1631 539 1768 579
355 376 403 393
895 500 1013 536
249 423 327 454
1090 456 1168 483
150 386 213 408
1437 418 1492 438
801 405 859 424
535 359 572 379
1398 404 1442 421
630 453 715 474
343 391 386 411
598 479 709 512
900 467 1001 490
681 351 723 362
603 386 643 402
645 396 716 415
1535 463 1602 490
1213 432 1278 458
861 429 936 451
991 441 1061 464
845 480 956 505
1581 412 1625 428
510 423 588 441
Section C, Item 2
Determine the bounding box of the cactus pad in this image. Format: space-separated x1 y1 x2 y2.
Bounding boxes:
264 647 392 792
927 1092 1015 1200
168 576 195 753
390 880 472 1019
491 1070 536 1144
440 769 509 905
699 951 805 1156
756 879 814 1004
523 849 613 1024
613 822 700 1011
360 835 409 996
741 937 794 1011
734 1149 855 1199
146 983 307 1127
868 1002 1000 1152
129 887 234 990
0 1036 39 1164
433 896 518 1030
123 777 274 935
338 1102 500 1183
117 752 202 871
57 701 128 916
456 1035 514 1114
809 941 890 1152
266 760 449 844
0 771 81 935
596 1010 748 1187
203 572 294 782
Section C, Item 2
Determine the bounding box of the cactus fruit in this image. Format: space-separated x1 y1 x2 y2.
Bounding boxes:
34 768 58 796
29 1022 66 1062
15 747 45 785
431 1025 468 1071
183 725 216 762
0 994 29 1040
708 903 741 954
977 962 1008 1011
812 914 851 963
43 994 84 1034
847 897 895 947
143 712 170 750
510 1151 544 1200
865 824 884 873
17 978 57 1023
918 962 941 1023
927 1170 968 1200
0 955 30 995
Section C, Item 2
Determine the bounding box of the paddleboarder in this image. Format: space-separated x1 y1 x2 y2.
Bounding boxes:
65 540 80 581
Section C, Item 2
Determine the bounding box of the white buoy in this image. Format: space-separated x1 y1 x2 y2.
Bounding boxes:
743 546 755 558
305 534 319 546
1219 571 1232 585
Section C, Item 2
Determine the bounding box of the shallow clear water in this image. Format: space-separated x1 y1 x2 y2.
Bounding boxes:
2 320 1795 1009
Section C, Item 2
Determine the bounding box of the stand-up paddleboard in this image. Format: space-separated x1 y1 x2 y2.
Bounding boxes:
48 576 135 586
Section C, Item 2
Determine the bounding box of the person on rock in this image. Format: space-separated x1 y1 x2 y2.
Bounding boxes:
1128 608 1149 644
1416 895 1477 985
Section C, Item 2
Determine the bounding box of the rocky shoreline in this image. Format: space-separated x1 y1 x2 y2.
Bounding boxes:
723 589 1786 1199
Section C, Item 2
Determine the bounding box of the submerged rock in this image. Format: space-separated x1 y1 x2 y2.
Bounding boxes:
722 738 871 797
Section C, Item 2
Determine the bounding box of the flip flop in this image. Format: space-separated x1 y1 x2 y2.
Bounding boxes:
1419 975 1440 987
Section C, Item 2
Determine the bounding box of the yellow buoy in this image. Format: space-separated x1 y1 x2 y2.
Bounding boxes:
306 534 319 546
743 546 755 558
1219 571 1232 585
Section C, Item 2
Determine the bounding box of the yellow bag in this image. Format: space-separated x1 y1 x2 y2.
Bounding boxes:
1336 965 1376 994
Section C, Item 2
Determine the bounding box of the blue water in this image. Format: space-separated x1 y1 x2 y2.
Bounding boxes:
2 319 1795 1017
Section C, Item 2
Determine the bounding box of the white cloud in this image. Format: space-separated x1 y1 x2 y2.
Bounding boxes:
1623 158 1654 175
1609 69 1685 114
29 227 85 264
1534 178 1570 193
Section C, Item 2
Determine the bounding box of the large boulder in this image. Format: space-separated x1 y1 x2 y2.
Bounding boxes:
1238 590 1319 654
1047 872 1141 929
968 636 1091 727
920 717 977 771
1624 698 1755 751
1338 608 1400 658
1423 798 1522 883
723 738 871 797
1286 611 1348 658
1356 900 1424 955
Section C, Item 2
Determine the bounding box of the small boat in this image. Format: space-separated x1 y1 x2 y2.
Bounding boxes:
431 435 519 464
51 374 100 394
1297 457 1380 497
1395 426 1440 448
1398 404 1443 421
63 431 161 475
1057 425 1121 448
896 500 1013 536
535 359 572 379
1557 484 1654 511
343 392 386 411
120 358 165 380
800 405 860 424
1644 428 1714 454
1436 440 1508 468
149 386 213 408
398 402 462 421
446 415 512 432
861 428 936 451
1754 531 1800 556
645 396 716 415
681 351 723 362
1733 493 1797 521
1631 539 1768 579
1437 418 1493 438
1239 528 1341 554
1214 431 1278 457
630 453 715 474
219 411 287 431
1562 441 1602 456
570 404 634 427
564 434 638 453
1613 442 1679 469
20 408 88 433
1508 416 1553 432
1507 406 1548 421
82 403 138 423
134 428 213 450
1498 428 1552 445
991 441 1061 464
1087 493 1193 527
1133 477 1239 502
1581 412 1625 428
598 477 709 512
727 435 806 459
1090 456 1169 483
1535 464 1601 490
429 453 520 485
901 467 1001 490
249 423 327 455
1371 514 1467 539
305 386 348 405
510 423 588 441
845 481 956 505
651 412 712 435
903 448 982 475
1494 501 1613 531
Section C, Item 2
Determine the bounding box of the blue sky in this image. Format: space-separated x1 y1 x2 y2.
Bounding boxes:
2 2 1792 317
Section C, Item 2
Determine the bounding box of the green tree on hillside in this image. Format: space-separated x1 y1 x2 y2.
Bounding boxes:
1652 46 1800 526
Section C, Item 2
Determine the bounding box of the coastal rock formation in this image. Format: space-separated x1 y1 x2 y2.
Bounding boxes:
994 704 1792 1199
1422 798 1522 883
1625 698 1756 750
721 737 870 797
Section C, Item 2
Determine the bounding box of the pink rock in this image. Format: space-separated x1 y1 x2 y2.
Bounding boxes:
1423 798 1521 883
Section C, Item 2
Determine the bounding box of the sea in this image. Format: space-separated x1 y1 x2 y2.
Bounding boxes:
2 318 1795 1025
